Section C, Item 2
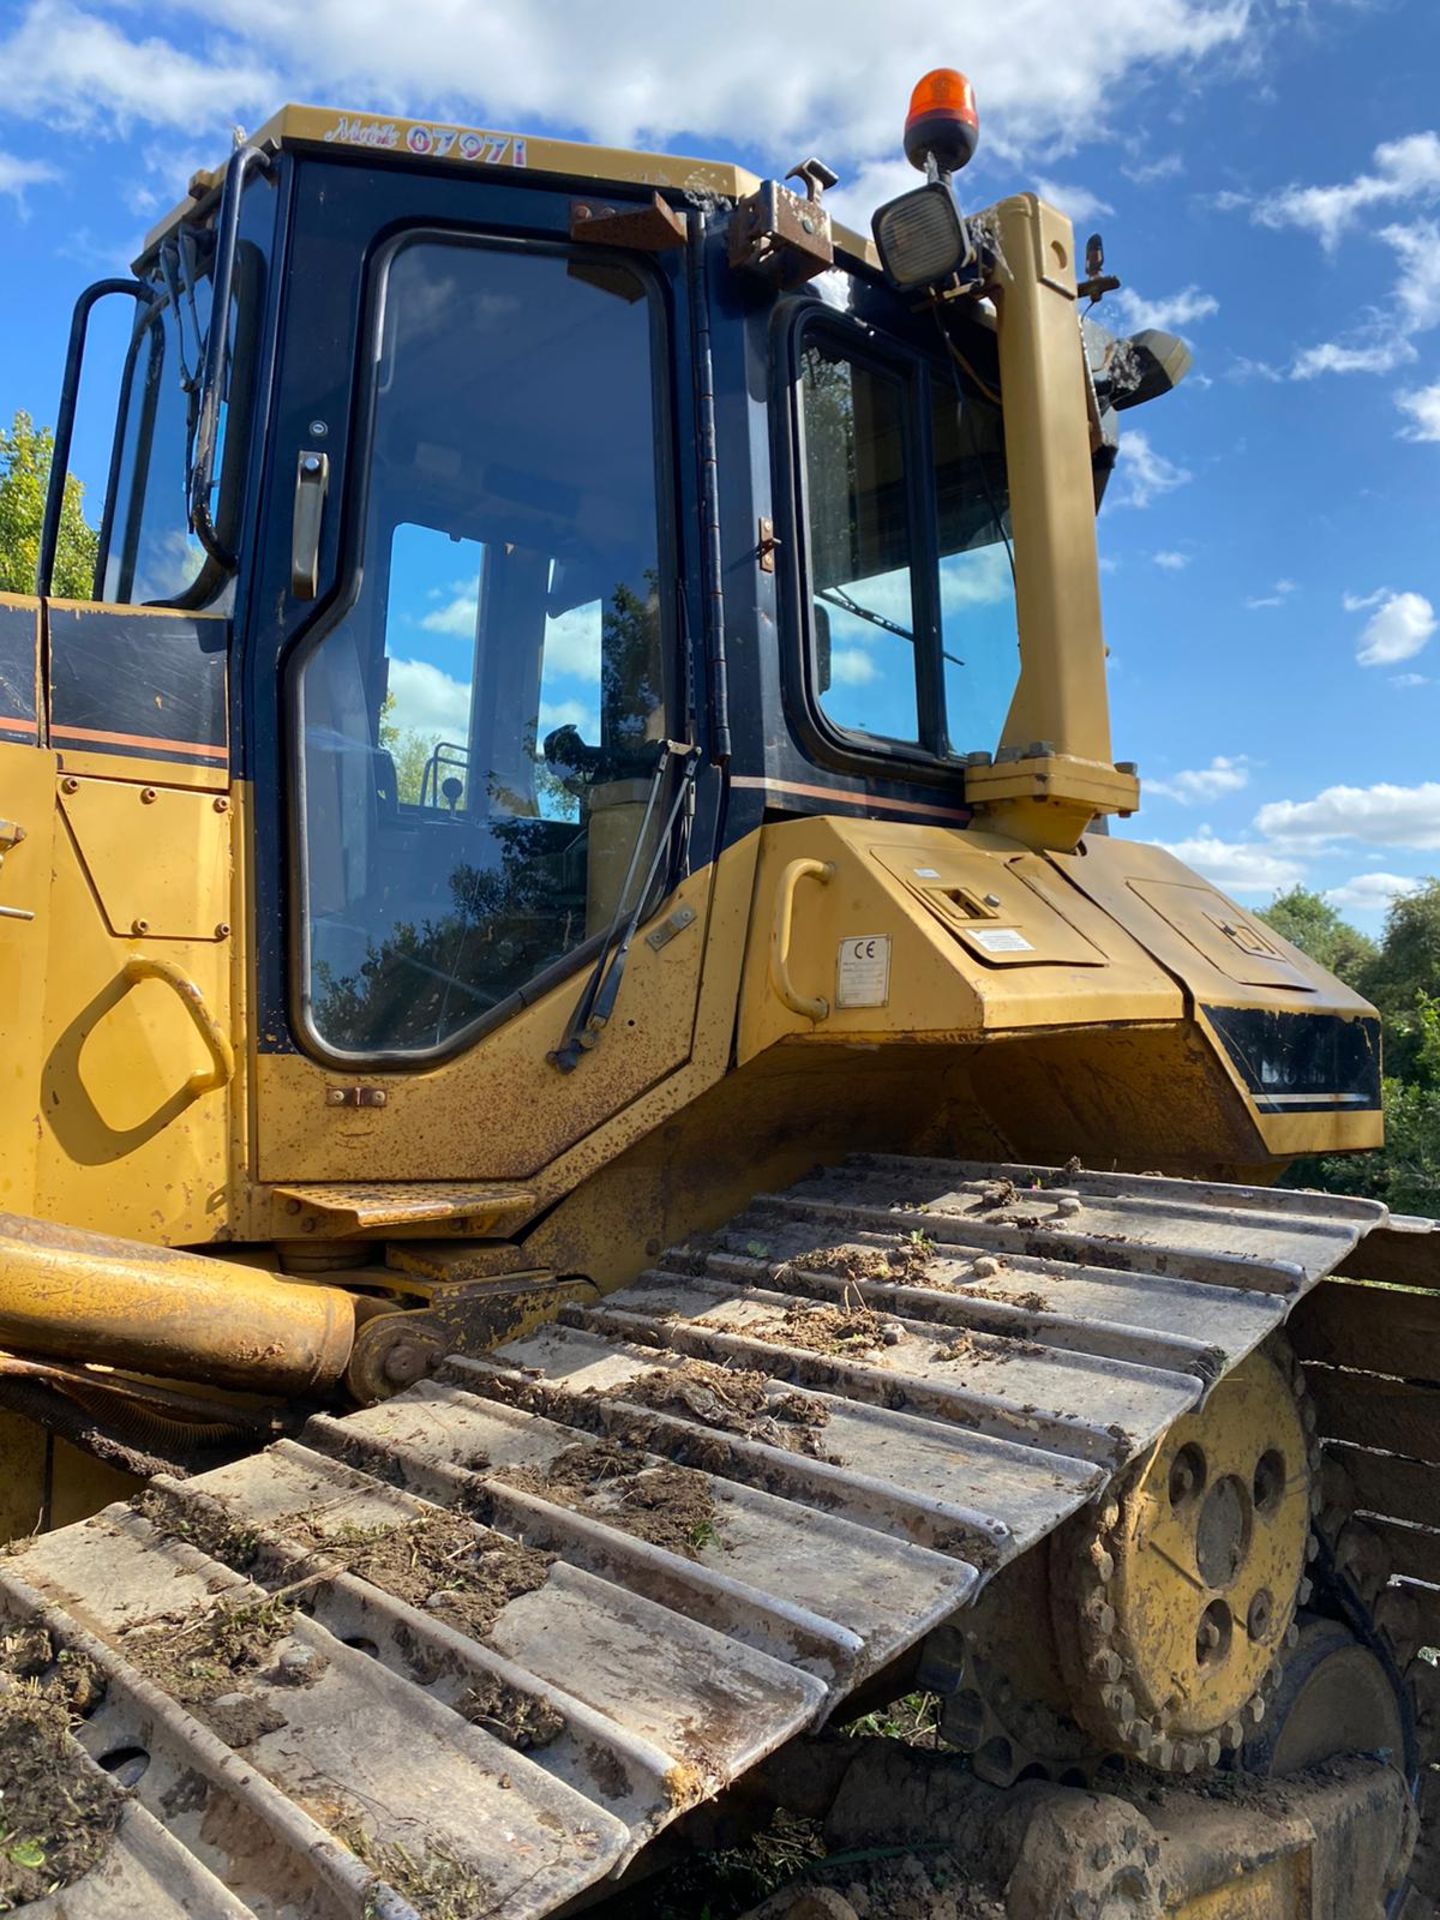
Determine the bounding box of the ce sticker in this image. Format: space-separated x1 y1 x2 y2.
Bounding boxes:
836 934 891 1009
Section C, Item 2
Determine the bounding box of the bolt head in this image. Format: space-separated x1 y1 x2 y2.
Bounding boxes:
140 787 157 803
131 917 149 935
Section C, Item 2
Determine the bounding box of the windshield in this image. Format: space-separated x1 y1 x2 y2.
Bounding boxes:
99 221 263 608
801 329 1018 758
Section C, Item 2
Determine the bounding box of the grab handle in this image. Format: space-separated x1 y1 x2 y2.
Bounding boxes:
769 858 835 1022
123 955 235 1098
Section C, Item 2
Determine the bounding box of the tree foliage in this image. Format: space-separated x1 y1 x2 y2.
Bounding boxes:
0 411 98 600
1260 887 1376 987
1259 879 1440 1215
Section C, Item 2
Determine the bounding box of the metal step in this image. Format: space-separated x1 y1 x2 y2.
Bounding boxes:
0 1158 1406 1917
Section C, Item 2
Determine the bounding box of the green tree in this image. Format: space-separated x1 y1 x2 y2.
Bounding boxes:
1355 877 1440 1013
1271 883 1440 1216
1257 886 1376 986
0 411 98 599
378 691 441 806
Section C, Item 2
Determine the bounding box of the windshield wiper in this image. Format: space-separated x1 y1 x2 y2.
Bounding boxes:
819 585 965 669
549 740 698 1073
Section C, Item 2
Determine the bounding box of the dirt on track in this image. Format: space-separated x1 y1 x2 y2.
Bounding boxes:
0 1629 121 1914
499 1436 722 1559
616 1358 835 1458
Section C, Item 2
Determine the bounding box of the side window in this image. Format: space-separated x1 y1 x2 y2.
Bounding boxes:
797 324 1019 763
101 230 265 609
296 236 668 1059
800 340 921 745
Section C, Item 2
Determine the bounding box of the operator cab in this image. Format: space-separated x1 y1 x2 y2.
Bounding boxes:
34 91 1180 1173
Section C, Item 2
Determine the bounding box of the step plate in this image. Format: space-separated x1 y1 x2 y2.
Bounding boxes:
0 1159 1393 1917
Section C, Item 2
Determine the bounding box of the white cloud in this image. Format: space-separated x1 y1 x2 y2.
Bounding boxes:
1254 131 1440 252
1383 219 1440 335
1032 178 1113 226
1287 219 1440 381
0 0 1251 175
1123 152 1184 186
1149 755 1251 804
1255 782 1440 851
1245 578 1297 609
1292 336 1417 380
940 546 1012 609
543 605 603 681
1111 427 1192 508
0 0 277 134
830 646 879 686
1344 588 1436 667
420 590 477 637
1156 830 1304 896
0 149 58 205
1391 671 1431 688
538 696 599 737
1325 872 1424 912
387 657 470 739
1398 380 1440 442
1153 549 1191 571
1109 285 1219 335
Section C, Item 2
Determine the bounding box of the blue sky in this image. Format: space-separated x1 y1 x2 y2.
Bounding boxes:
0 0 1437 931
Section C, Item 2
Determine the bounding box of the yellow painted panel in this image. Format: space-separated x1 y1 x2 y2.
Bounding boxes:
738 816 1184 1063
0 742 59 1216
34 769 233 1241
59 775 230 941
55 746 228 793
0 1410 46 1544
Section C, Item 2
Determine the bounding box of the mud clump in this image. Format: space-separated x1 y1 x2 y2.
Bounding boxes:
133 1486 262 1573
118 1593 295 1748
287 1509 554 1644
617 1360 833 1459
500 1439 721 1560
459 1673 565 1751
781 1234 937 1291
0 1631 123 1913
737 1303 897 1359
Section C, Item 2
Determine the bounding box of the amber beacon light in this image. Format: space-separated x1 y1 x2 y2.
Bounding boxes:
873 69 980 289
903 68 979 176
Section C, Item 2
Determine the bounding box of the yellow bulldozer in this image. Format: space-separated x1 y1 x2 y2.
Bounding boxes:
1 67 1437 1918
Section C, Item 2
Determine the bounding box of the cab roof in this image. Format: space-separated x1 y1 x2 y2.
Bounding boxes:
143 102 875 262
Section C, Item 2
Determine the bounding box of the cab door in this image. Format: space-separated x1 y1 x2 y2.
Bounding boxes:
247 154 718 1186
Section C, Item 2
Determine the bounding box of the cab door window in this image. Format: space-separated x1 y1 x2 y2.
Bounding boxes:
295 235 668 1060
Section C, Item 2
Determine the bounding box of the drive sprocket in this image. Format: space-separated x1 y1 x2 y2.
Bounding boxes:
1049 1339 1320 1773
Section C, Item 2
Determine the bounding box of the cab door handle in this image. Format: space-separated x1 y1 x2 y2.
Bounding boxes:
291 448 330 599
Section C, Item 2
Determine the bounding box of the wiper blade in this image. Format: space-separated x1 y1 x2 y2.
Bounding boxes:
818 584 913 642
549 741 698 1073
819 585 965 669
